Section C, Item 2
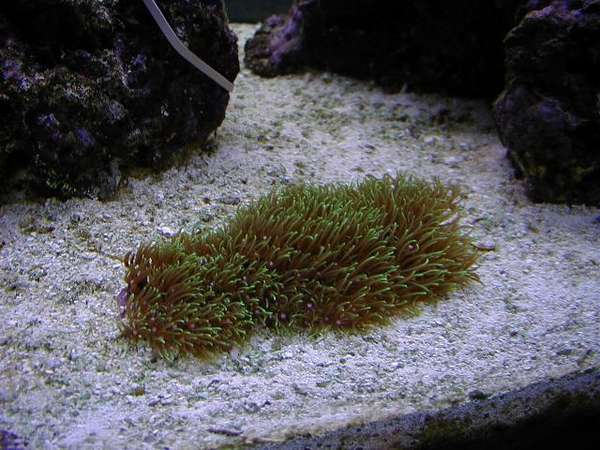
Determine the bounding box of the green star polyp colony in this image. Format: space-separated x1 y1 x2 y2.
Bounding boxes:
118 174 480 359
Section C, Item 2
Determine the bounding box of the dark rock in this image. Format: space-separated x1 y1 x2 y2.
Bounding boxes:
244 0 521 97
494 0 600 205
0 0 238 199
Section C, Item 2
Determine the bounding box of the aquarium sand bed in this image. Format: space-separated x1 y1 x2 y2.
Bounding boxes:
0 24 599 449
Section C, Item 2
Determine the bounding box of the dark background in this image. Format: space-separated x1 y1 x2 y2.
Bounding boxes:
225 0 291 22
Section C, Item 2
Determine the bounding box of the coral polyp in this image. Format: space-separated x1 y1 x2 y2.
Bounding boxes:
119 174 480 359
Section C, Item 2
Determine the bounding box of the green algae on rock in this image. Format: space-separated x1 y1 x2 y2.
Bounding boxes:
118 174 480 359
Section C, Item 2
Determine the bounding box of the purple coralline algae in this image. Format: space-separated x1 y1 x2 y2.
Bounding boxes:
0 0 239 199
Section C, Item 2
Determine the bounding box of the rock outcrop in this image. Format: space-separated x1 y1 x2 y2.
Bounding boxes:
244 0 521 97
245 0 600 205
0 0 238 199
494 0 600 205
